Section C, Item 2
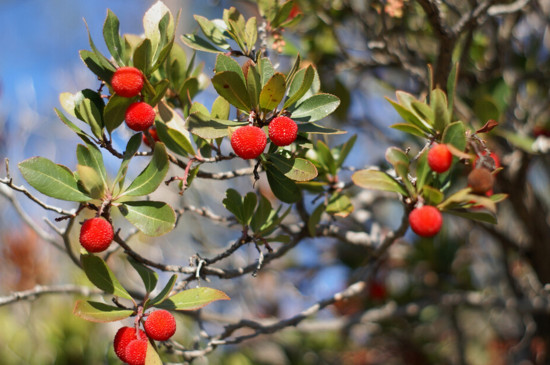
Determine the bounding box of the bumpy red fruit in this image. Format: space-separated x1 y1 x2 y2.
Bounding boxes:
125 339 148 365
268 116 298 146
230 125 267 159
111 67 144 98
125 102 156 132
427 144 453 173
113 326 146 363
79 217 114 253
144 309 177 341
408 205 443 237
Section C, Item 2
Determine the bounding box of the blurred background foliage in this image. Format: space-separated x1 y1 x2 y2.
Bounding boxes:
1 0 550 364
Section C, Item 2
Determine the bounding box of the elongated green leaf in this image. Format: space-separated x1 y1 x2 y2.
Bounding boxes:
145 341 163 365
284 65 314 109
269 154 318 182
181 34 221 53
77 165 105 199
118 201 176 236
103 9 125 66
260 73 286 112
386 97 432 133
81 254 133 300
19 157 90 202
76 143 108 189
104 94 135 133
212 96 230 120
143 1 174 56
242 192 258 226
411 101 435 128
146 79 170 107
259 57 275 87
245 17 258 50
194 15 230 49
155 120 194 156
73 300 133 323
291 93 340 122
447 63 458 115
390 123 428 138
214 54 245 83
352 169 408 196
186 113 246 139
157 287 230 311
266 164 301 203
112 133 142 193
445 209 497 224
334 134 357 168
316 140 337 175
133 38 152 75
421 185 444 205
250 195 272 233
431 88 450 132
394 161 415 197
80 50 115 83
128 257 158 294
297 123 346 135
271 0 295 28
442 121 466 151
246 62 262 109
415 149 430 191
385 147 409 169
59 92 78 117
326 193 353 217
223 188 245 224
83 19 116 74
122 143 169 197
212 71 251 111
77 98 104 140
55 108 94 143
148 274 177 307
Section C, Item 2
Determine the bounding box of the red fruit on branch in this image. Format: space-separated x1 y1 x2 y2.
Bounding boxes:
113 326 146 363
125 339 148 365
230 125 267 159
111 66 144 98
408 205 443 237
125 102 156 132
269 116 298 146
427 144 453 173
144 309 177 341
79 217 114 253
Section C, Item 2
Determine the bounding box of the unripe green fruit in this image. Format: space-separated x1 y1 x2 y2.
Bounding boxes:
468 168 494 194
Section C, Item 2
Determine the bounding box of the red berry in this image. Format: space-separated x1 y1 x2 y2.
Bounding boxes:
230 125 267 159
427 144 453 173
125 339 148 365
113 326 146 363
125 102 156 132
144 309 177 341
111 67 144 98
142 127 160 147
79 217 114 253
408 206 443 237
268 116 298 146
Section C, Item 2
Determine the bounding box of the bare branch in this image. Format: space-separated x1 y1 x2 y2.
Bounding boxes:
0 284 102 307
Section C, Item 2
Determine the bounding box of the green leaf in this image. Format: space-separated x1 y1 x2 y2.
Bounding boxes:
76 143 108 189
118 201 176 236
334 134 357 168
104 94 136 134
442 121 466 151
390 123 428 138
122 143 169 197
394 161 415 197
259 73 286 112
437 188 472 211
181 34 221 53
265 164 301 203
244 16 258 52
155 120 193 157
59 92 78 117
128 257 158 294
112 134 142 193
83 19 116 74
431 88 450 132
258 57 275 87
250 195 272 233
223 188 245 224
269 154 318 182
284 65 314 109
76 98 104 140
415 149 430 191
352 169 408 195
242 192 258 226
246 62 262 110
326 193 354 217
103 9 125 66
77 165 105 199
421 185 444 205
157 287 230 311
145 341 163 365
211 96 230 120
81 254 133 300
386 97 432 133
189 102 210 116
18 157 91 202
148 274 177 307
256 205 290 237
73 300 133 323
308 203 325 236
212 71 251 111
157 101 194 156
133 38 152 75
316 141 337 175
143 1 174 57
271 0 295 28
297 123 346 135
55 108 95 143
214 54 245 83
145 79 170 107
80 50 114 83
411 101 435 128
445 209 497 224
291 93 340 122
385 147 410 169
186 112 246 139
194 15 230 50
447 62 458 115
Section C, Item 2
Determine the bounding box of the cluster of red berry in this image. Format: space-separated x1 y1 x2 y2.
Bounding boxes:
113 310 176 365
408 144 499 238
230 116 298 159
111 67 156 133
